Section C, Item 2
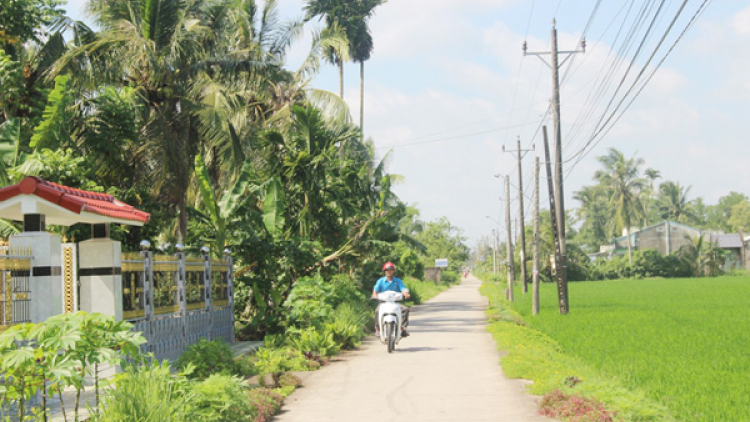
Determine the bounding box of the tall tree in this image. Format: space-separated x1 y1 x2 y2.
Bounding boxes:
594 148 645 264
643 167 661 226
303 0 356 98
658 181 696 224
348 0 385 137
573 185 611 251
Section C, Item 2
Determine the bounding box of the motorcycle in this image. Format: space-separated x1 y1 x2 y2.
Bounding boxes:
375 290 408 353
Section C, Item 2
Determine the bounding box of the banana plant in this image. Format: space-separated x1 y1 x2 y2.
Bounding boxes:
194 154 286 257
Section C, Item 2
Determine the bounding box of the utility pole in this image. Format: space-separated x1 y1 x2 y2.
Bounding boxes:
524 20 583 313
543 127 568 314
533 156 540 315
504 175 515 301
503 138 534 294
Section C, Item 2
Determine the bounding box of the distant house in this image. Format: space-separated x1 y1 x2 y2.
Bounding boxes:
594 220 747 271
712 233 744 271
605 220 701 256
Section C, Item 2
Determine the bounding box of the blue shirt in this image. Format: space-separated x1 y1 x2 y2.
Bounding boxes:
373 276 407 293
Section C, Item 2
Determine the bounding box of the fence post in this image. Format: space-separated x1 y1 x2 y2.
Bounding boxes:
175 244 187 345
201 246 213 340
140 241 154 340
225 248 234 342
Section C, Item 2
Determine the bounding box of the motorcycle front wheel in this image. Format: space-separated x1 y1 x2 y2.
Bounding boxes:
387 321 395 353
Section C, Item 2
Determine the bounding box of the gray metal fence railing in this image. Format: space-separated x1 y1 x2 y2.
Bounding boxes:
122 245 234 362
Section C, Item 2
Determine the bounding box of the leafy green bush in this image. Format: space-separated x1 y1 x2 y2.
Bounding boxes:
588 250 693 280
325 302 369 349
175 338 239 380
399 249 425 279
234 354 260 378
97 361 193 422
188 374 253 422
286 327 339 357
283 275 368 330
253 347 310 387
441 270 457 283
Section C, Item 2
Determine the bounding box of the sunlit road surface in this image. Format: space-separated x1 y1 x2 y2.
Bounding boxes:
272 275 555 422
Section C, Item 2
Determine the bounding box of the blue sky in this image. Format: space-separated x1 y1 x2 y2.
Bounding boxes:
62 0 748 249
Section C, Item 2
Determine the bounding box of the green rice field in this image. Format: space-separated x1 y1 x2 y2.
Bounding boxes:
509 277 750 422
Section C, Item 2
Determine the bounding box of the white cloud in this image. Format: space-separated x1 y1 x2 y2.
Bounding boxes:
732 6 750 34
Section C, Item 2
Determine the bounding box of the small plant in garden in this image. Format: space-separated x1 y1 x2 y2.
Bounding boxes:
175 338 238 380
253 347 308 387
96 360 193 422
0 312 144 422
325 303 368 350
188 374 254 422
287 327 339 358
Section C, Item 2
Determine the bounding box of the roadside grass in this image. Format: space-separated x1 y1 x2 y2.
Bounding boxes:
493 277 750 422
480 281 676 422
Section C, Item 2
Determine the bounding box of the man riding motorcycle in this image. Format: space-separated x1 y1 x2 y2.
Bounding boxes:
372 262 411 337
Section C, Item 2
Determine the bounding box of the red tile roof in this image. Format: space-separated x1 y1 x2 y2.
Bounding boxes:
0 177 150 224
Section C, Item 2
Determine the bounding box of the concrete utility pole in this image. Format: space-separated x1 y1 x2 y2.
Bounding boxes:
503 138 534 294
523 20 584 313
504 175 515 301
533 156 540 315
543 127 568 314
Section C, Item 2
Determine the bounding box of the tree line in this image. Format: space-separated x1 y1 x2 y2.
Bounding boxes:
472 147 747 282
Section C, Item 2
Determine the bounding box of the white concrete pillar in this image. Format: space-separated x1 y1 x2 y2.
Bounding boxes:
10 231 62 323
79 230 122 320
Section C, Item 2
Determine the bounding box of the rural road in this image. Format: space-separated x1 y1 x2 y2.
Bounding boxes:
272 274 555 422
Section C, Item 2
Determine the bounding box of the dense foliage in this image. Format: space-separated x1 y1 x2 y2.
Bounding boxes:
0 0 470 342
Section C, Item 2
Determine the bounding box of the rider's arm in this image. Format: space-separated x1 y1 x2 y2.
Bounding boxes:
371 278 382 298
398 278 411 299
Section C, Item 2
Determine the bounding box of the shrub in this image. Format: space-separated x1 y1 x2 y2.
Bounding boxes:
283 276 335 329
175 338 238 380
253 347 309 387
399 249 425 279
246 388 284 422
97 360 193 422
286 327 339 357
234 354 260 377
441 270 457 283
188 374 253 422
325 302 369 350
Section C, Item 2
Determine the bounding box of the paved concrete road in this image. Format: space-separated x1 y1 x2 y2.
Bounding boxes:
273 275 555 422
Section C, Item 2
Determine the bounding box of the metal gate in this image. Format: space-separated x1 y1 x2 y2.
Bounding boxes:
0 243 32 331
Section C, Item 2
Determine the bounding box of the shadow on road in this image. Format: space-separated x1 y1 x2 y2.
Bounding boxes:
395 346 453 353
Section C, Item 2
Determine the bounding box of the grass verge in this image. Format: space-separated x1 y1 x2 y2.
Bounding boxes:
480 281 676 422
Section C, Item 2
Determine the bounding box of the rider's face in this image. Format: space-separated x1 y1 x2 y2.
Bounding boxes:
385 268 395 277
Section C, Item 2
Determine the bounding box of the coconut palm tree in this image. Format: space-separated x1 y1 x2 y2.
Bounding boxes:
658 181 696 224
348 0 385 137
304 0 384 131
594 148 646 264
643 167 661 226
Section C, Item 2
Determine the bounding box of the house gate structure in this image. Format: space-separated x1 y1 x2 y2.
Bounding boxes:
0 177 234 362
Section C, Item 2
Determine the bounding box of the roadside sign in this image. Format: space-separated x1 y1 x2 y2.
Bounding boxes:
435 258 448 268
